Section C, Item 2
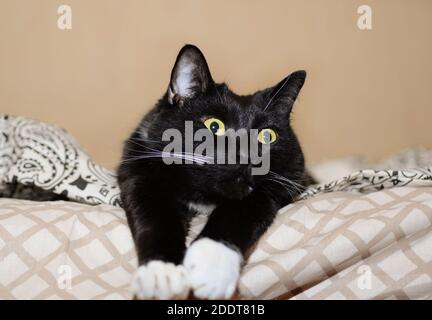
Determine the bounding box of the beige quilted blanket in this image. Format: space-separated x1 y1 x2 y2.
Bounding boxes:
1 186 431 299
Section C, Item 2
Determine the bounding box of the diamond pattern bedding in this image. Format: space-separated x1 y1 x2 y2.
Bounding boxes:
240 187 432 299
1 186 431 299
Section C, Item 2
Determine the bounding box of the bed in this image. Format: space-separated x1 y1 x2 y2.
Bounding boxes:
1 116 431 299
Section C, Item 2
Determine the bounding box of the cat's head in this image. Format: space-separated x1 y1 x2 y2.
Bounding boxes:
142 45 307 200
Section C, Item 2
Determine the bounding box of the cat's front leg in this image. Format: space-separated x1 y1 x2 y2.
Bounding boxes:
122 185 191 300
183 192 279 299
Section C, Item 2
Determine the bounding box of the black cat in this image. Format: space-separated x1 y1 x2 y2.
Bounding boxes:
117 44 308 299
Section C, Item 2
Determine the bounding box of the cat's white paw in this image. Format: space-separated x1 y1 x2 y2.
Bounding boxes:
132 260 189 300
183 238 242 300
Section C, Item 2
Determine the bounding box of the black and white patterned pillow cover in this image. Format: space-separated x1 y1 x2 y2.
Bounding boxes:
299 167 432 200
0 115 431 206
0 115 121 205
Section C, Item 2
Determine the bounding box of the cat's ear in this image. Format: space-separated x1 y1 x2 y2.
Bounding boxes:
263 70 306 112
167 44 214 106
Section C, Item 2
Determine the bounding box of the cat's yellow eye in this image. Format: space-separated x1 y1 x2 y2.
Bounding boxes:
258 128 277 144
204 118 226 136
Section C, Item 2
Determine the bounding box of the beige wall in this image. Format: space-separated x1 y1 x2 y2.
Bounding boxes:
1 0 431 170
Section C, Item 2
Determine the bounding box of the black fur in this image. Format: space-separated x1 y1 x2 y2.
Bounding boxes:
117 44 308 265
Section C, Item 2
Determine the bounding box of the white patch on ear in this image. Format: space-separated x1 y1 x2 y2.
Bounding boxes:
176 62 194 96
188 201 217 215
183 238 242 300
132 260 189 300
169 59 196 104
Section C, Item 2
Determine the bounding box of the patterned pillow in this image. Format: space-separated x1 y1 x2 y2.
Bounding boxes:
0 116 120 206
